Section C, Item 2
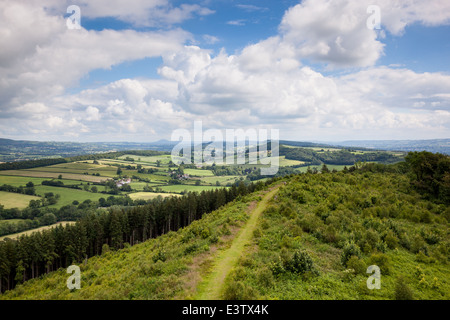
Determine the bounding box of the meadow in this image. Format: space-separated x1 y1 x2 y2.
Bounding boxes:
0 191 41 209
184 168 215 176
0 175 77 187
33 185 111 208
295 164 348 173
0 221 75 241
0 170 109 183
200 175 240 185
118 154 172 164
158 184 227 194
127 192 180 201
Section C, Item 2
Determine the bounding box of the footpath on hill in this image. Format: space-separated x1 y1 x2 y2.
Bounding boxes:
194 185 281 300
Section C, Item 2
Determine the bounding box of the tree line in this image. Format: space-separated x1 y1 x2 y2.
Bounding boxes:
0 180 268 293
0 150 169 171
280 145 402 165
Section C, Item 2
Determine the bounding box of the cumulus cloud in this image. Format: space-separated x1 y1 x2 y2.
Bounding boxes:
279 0 384 68
279 0 450 68
0 1 190 113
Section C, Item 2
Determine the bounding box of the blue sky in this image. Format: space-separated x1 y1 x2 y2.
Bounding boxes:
79 2 450 86
0 0 449 142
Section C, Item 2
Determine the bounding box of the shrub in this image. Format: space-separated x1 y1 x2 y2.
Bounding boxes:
375 240 388 253
209 234 219 244
101 243 110 254
220 223 232 236
291 190 307 204
256 268 274 288
222 280 257 300
364 228 380 249
284 250 317 275
299 214 323 233
368 252 392 275
384 231 399 249
346 255 366 275
263 205 279 217
410 235 427 254
323 225 339 244
152 249 167 262
415 251 435 264
269 255 285 275
183 243 199 255
341 241 362 267
394 276 414 300
200 228 211 239
421 230 440 245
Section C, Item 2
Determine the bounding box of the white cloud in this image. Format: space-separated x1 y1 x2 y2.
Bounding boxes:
337 67 450 111
202 34 220 45
235 4 268 12
279 0 384 68
0 0 190 112
85 106 100 121
279 0 450 68
24 0 215 28
227 20 246 26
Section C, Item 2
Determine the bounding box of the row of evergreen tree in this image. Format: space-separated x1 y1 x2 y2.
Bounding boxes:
279 145 401 165
0 180 268 293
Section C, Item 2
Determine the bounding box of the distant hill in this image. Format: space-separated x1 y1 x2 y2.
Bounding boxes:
0 138 176 162
1 137 448 162
332 139 450 155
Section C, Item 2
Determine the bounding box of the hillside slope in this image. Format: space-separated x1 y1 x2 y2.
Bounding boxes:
1 171 449 300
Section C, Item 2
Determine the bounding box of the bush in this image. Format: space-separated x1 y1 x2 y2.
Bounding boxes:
183 243 199 255
284 250 318 275
220 224 231 236
341 241 362 267
101 243 110 254
384 231 399 249
256 268 274 288
299 214 323 233
152 249 167 263
222 280 257 300
346 255 366 275
394 276 414 300
368 252 392 275
410 235 427 254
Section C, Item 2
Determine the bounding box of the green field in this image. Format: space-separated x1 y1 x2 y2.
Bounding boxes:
0 170 109 183
158 184 227 194
0 191 41 209
295 164 348 173
0 221 76 241
127 192 180 201
184 168 215 176
118 154 172 165
200 175 240 185
128 181 166 191
33 185 115 208
98 159 158 169
278 156 305 166
122 170 170 181
0 175 78 187
26 162 118 177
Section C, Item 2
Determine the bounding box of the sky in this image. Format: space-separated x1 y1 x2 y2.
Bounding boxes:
0 0 449 143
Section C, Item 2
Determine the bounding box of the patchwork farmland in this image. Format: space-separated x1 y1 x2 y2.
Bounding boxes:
0 144 404 240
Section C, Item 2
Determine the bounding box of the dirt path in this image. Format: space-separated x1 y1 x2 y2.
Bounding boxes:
195 185 280 300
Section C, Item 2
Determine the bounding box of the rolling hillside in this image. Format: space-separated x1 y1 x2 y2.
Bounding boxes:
1 156 449 300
